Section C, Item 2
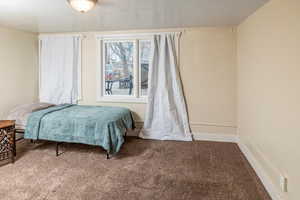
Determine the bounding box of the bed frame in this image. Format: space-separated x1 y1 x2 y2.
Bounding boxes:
15 129 25 142
16 129 127 159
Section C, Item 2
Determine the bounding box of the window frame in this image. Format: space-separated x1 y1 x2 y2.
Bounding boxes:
96 34 152 103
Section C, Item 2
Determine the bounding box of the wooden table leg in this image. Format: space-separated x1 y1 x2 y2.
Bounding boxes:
13 128 16 157
12 128 16 163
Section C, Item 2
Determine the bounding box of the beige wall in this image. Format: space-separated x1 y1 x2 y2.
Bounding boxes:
76 27 237 134
0 26 38 119
237 0 300 199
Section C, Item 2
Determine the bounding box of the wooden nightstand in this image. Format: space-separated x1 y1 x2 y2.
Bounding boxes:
0 120 16 163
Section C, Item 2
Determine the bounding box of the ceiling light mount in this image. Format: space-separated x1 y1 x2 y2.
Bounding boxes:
68 0 98 13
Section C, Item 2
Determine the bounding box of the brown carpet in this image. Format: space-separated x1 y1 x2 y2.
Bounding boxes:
0 138 271 200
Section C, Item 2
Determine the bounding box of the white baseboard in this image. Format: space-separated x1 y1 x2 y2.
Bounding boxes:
128 130 238 143
237 138 283 200
192 132 237 143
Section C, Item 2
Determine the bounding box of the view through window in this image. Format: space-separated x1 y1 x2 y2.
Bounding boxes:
104 41 134 96
140 40 151 96
102 38 151 101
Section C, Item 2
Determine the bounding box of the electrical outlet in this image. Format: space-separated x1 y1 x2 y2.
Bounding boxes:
280 175 288 192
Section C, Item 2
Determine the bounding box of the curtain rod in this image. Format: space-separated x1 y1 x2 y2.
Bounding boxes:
39 29 186 39
95 31 184 39
39 34 87 39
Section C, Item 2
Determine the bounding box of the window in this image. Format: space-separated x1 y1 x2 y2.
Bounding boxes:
139 40 151 97
97 35 152 103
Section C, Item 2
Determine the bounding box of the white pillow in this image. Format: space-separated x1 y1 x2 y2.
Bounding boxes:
7 103 55 129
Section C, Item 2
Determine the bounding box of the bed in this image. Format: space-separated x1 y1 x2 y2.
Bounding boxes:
7 103 135 158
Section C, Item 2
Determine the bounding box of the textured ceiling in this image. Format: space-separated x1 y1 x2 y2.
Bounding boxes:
0 0 269 33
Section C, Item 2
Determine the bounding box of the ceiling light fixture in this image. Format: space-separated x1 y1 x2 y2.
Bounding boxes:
67 0 98 13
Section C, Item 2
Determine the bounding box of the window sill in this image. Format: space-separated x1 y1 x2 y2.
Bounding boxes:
97 97 147 104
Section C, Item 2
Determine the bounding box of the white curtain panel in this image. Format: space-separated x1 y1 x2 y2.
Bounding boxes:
39 35 81 105
139 33 192 141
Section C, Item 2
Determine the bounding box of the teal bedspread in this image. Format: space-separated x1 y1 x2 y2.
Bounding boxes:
24 105 135 154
